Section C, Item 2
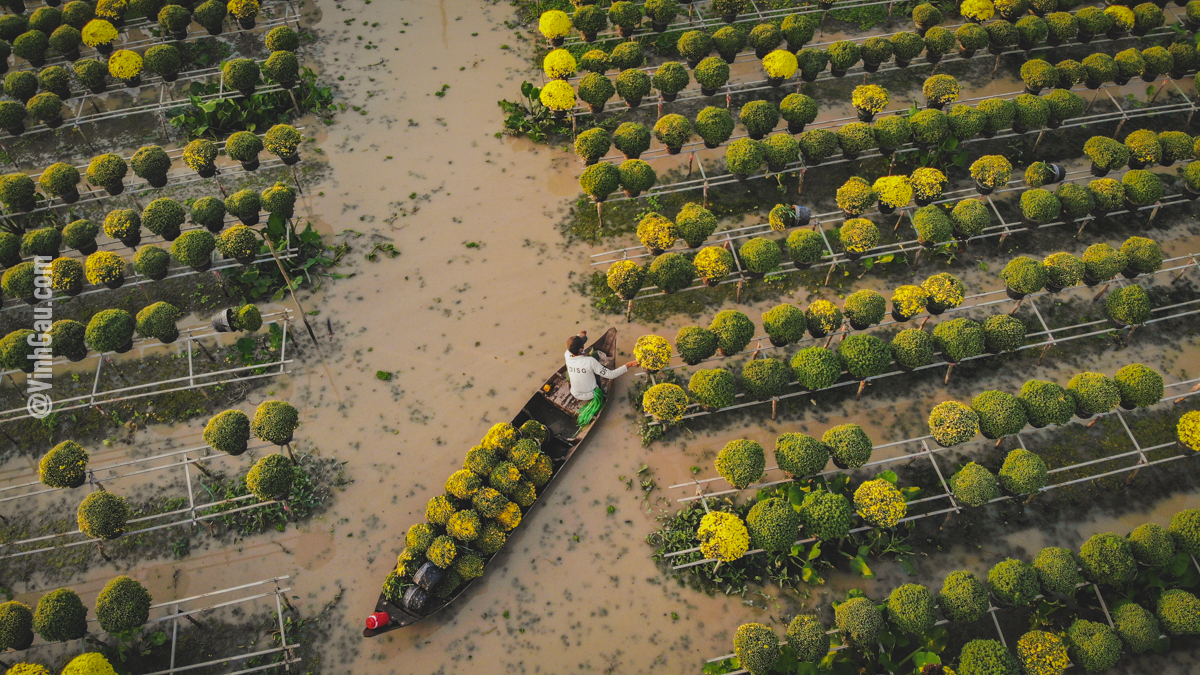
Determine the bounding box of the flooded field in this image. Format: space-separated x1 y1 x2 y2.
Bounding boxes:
3 0 1200 673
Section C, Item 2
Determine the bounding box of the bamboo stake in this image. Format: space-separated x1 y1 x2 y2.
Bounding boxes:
944 362 954 384
262 234 320 348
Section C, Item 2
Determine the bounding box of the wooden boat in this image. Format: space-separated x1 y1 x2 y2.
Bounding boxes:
362 328 618 636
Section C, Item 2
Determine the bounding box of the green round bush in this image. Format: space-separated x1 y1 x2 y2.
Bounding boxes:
693 55 729 91
687 368 735 409
263 50 298 85
989 558 1039 606
890 328 934 369
950 462 1000 507
912 204 952 244
928 401 979 447
797 128 837 163
725 138 763 175
204 409 251 456
1121 236 1162 275
1157 589 1200 635
740 357 790 400
133 245 169 280
873 116 911 151
710 309 754 355
77 490 129 540
190 196 226 231
933 318 984 362
134 301 180 342
694 106 733 147
1054 183 1093 220
715 439 765 489
798 490 851 540
1043 252 1084 290
999 448 1048 494
675 202 716 247
938 570 988 624
834 597 882 650
911 108 950 145
785 228 824 265
972 390 1027 439
746 497 800 552
252 400 299 445
733 623 779 675
674 325 717 365
1114 602 1161 654
843 289 885 329
0 600 33 650
32 588 87 642
81 313 134 358
762 303 805 344
648 252 693 294
1114 362 1163 408
950 198 990 239
791 346 840 390
887 584 934 635
95 576 151 633
1066 372 1120 416
246 453 295 501
822 423 871 469
779 93 817 127
838 334 889 380
1169 509 1200 557
266 25 299 52
774 433 827 477
1122 169 1162 206
170 229 216 269
1032 546 1081 597
982 314 1025 353
1020 189 1059 224
21 226 60 257
1129 522 1174 569
1079 532 1137 586
738 237 781 274
786 614 829 663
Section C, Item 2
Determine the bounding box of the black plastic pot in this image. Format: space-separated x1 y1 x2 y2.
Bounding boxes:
623 189 641 198
238 17 257 30
914 195 934 207
113 338 134 354
1047 117 1062 129
162 71 179 82
212 308 235 332
1128 157 1147 169
123 75 141 88
661 91 678 102
160 226 180 242
63 48 80 62
958 48 976 59
1120 266 1141 279
786 121 805 134
1184 185 1200 200
88 83 106 94
829 67 847 77
625 97 642 109
896 58 911 68
766 76 784 88
61 283 82 297
1090 163 1110 177
401 586 430 615
59 187 79 204
748 130 765 141
878 203 896 215
1045 281 1065 293
121 232 141 248
206 25 224 36
721 13 737 23
686 58 701 69
700 86 717 96
197 165 217 178
77 240 97 255
974 180 994 195
42 115 62 128
1005 286 1026 301
104 181 125 196
927 52 943 64
1011 121 1029 134
863 61 880 73
795 205 812 227
849 319 872 331
856 108 874 123
97 42 114 56
146 265 168 281
191 259 212 272
158 326 179 344
702 141 719 149
1114 75 1130 85
146 174 168 188
841 149 859 161
103 277 125 291
800 71 818 82
616 26 633 38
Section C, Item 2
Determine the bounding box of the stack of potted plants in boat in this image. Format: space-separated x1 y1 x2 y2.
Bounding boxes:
380 420 557 614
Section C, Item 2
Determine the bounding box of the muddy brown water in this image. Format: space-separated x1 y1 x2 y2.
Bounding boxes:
3 1 1200 673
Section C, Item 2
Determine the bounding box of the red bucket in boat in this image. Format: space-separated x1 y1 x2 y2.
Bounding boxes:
365 611 390 630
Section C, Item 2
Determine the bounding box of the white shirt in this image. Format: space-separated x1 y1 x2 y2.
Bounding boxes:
564 350 627 400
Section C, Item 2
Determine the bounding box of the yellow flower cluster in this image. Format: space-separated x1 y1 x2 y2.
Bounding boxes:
108 50 143 79
539 10 572 39
854 479 906 528
891 285 928 319
1179 411 1200 451
85 251 124 284
839 218 877 254
762 50 798 79
82 20 119 47
872 175 912 208
494 502 522 530
1016 631 1071 675
62 653 117 675
1105 5 1134 30
694 246 732 281
910 168 946 200
6 664 51 675
544 49 577 79
634 334 672 371
698 511 749 561
228 0 261 19
924 272 965 307
539 80 576 112
642 382 689 422
851 85 890 114
183 140 217 171
95 0 127 20
961 0 994 20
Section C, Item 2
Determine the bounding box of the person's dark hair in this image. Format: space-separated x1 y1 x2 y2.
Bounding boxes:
568 335 586 355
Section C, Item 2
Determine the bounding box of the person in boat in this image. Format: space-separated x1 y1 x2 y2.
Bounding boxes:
566 330 638 426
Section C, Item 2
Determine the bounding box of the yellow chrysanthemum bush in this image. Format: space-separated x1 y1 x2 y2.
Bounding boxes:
82 20 119 47
873 175 912 209
107 50 143 80
634 334 672 372
854 478 906 528
1016 630 1071 675
543 49 577 79
909 168 946 202
852 84 890 115
228 0 260 20
642 383 689 423
95 0 127 20
539 80 576 112
697 511 749 561
539 10 572 40
762 49 798 80
1179 410 1200 451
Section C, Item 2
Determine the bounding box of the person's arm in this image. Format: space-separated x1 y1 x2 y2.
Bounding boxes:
592 357 634 380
